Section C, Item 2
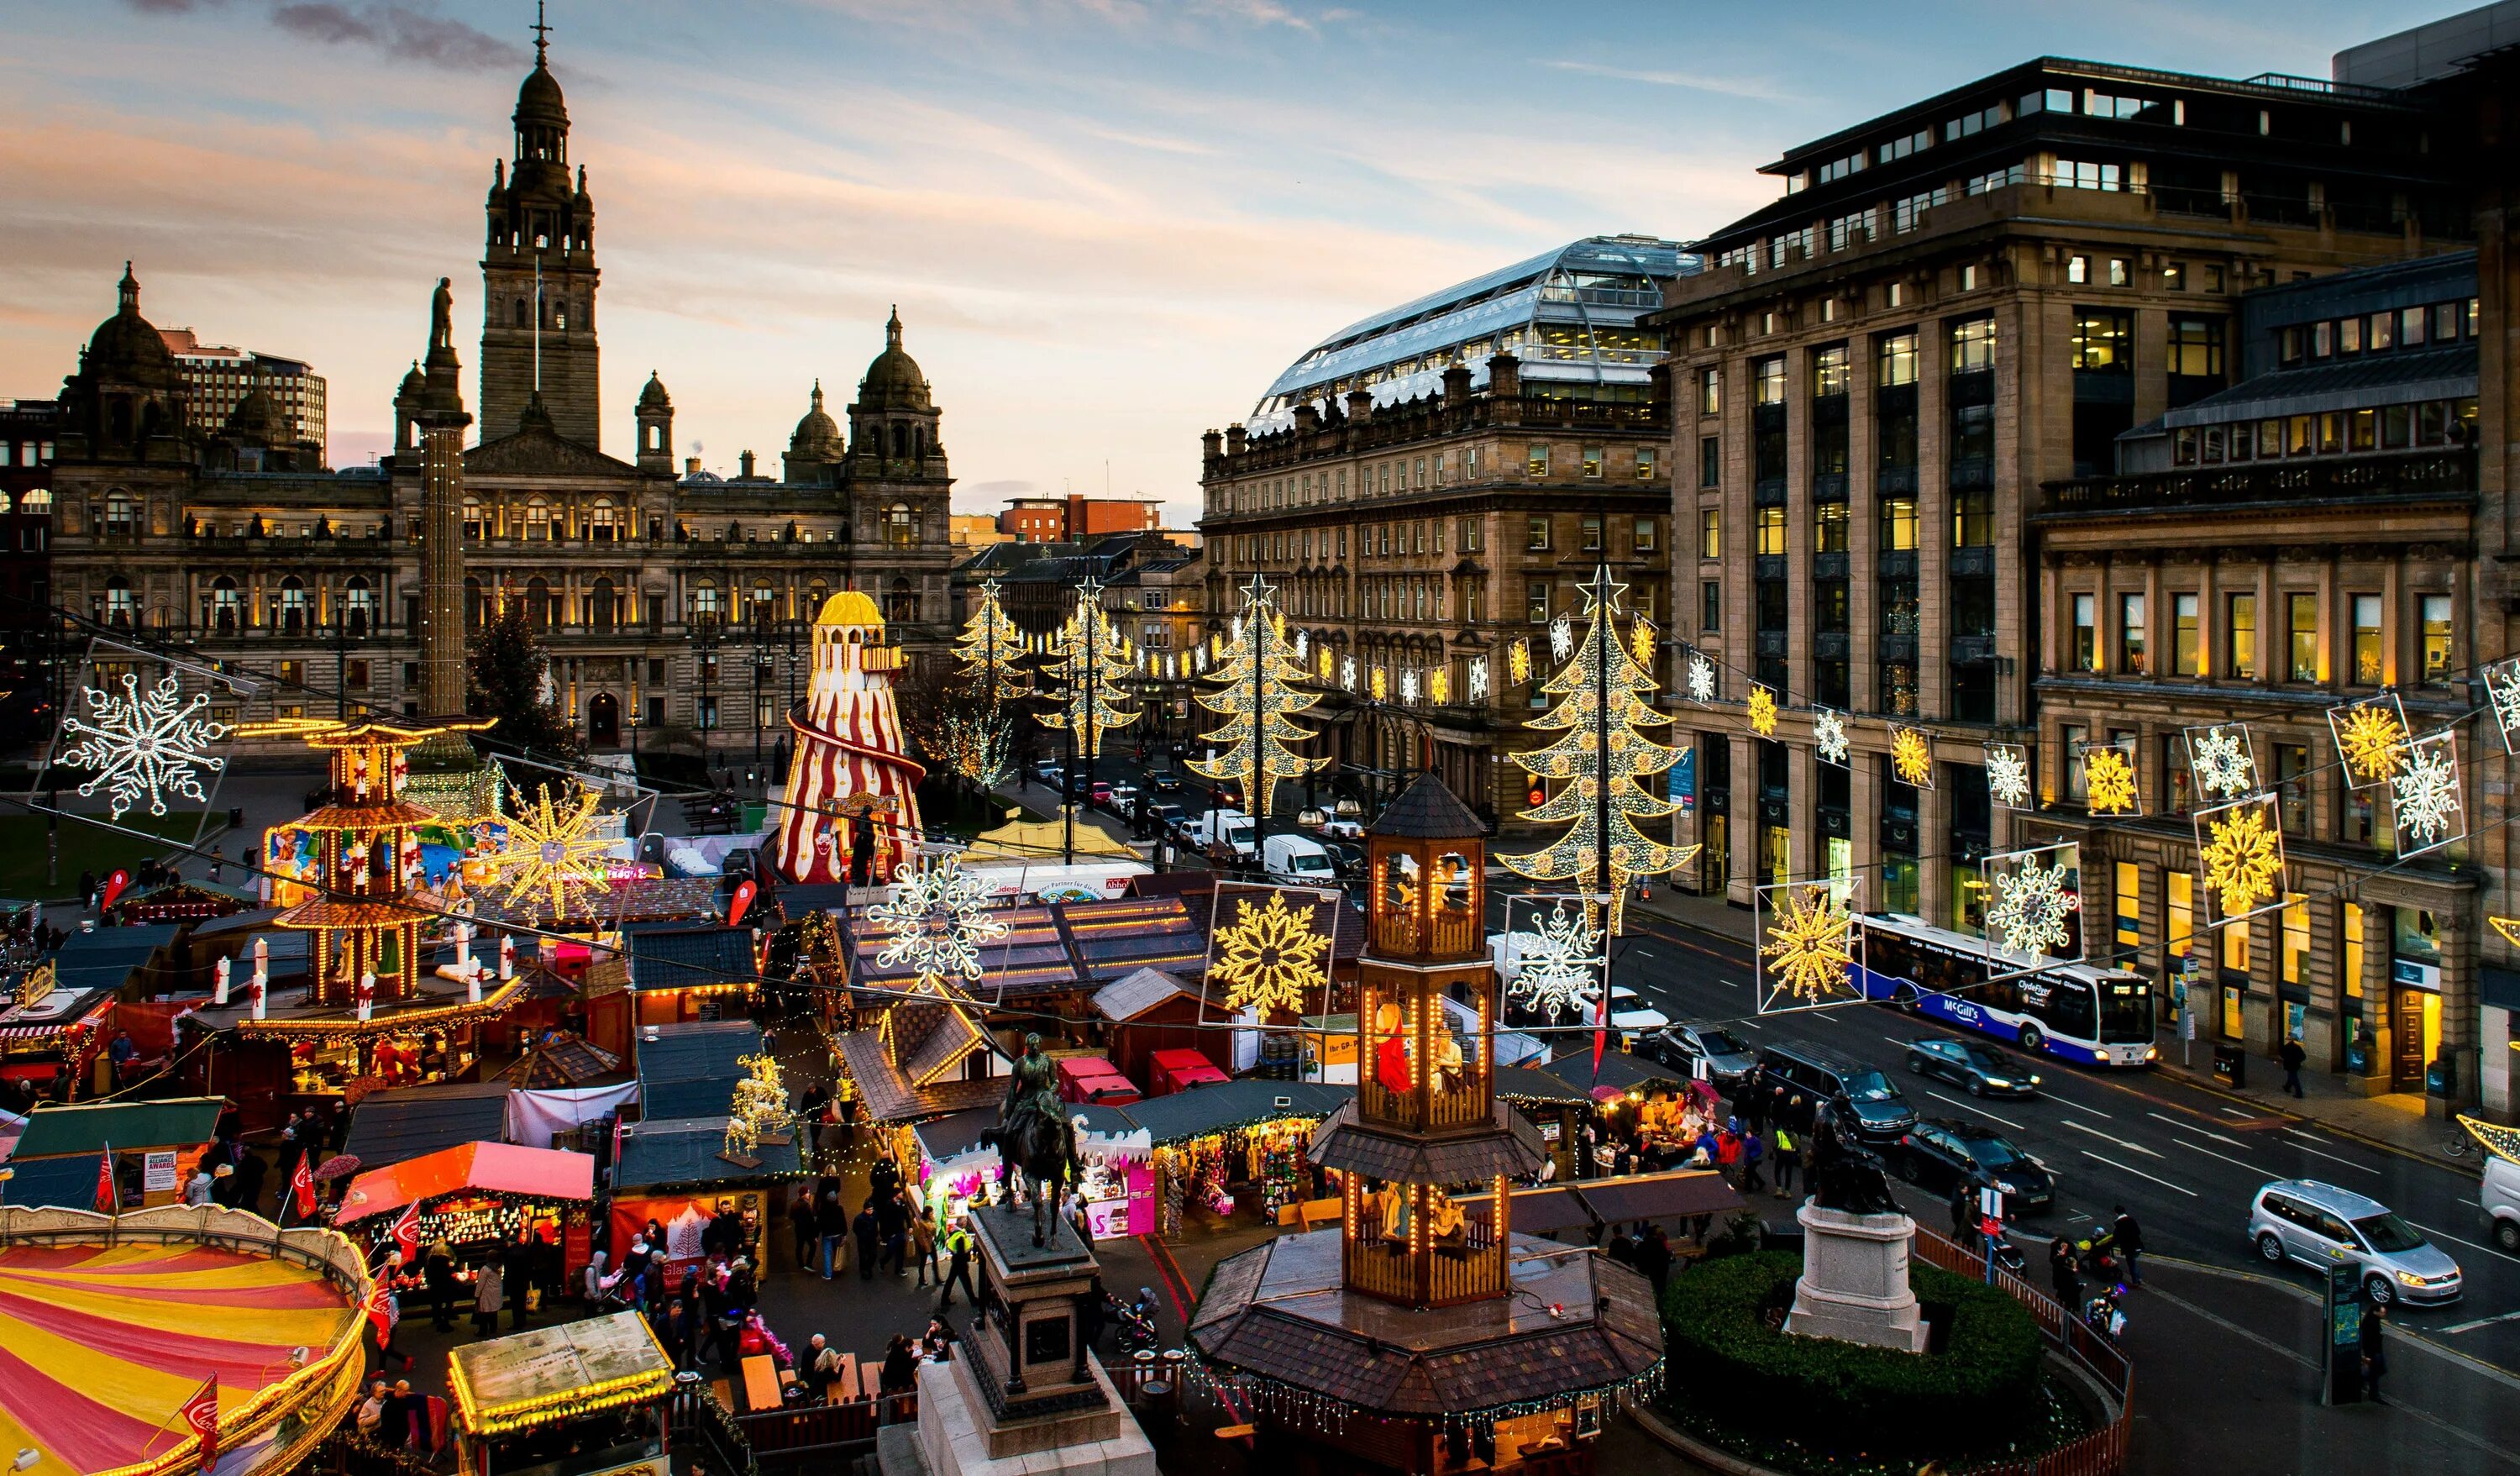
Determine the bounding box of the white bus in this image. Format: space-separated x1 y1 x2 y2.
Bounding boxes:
1851 911 2157 1069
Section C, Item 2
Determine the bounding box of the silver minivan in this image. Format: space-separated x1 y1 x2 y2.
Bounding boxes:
2248 1179 2463 1306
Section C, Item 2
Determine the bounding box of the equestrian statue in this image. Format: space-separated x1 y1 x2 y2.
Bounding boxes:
981 1032 1080 1247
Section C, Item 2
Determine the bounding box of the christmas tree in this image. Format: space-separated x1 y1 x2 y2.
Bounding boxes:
1498 566 1697 933
1188 575 1327 821
1035 578 1140 756
952 577 1032 703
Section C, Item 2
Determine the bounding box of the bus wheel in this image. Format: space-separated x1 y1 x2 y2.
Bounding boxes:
2017 1025 2045 1058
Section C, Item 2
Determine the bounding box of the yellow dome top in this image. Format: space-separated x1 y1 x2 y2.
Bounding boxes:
815 590 886 631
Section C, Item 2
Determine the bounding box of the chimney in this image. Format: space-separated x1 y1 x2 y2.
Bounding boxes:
1345 388 1373 423
1441 360 1473 407
684 456 701 475
739 449 756 479
1202 428 1224 463
1487 352 1521 426
1226 423 1247 458
1293 402 1320 433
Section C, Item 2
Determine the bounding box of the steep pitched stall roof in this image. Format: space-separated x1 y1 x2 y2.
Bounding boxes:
832 1027 1002 1124
1090 967 1200 1022
847 902 1080 1005
13 1097 225 1158
1369 771 1488 839
1056 896 1206 984
612 1116 802 1192
635 1021 763 1121
344 1079 514 1169
502 1030 625 1089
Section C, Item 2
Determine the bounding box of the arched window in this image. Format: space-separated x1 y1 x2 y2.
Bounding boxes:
102 491 136 540
465 576 484 629
344 576 374 638
20 489 50 513
514 298 529 328
589 501 617 543
885 578 916 624
210 576 241 634
690 581 721 627
591 576 617 633
278 575 307 635
103 575 135 630
526 576 553 630
750 582 775 626
885 503 915 548
911 426 925 459
525 500 551 541
463 498 486 540
890 423 908 459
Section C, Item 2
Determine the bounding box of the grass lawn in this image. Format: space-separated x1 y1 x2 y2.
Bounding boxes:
0 812 224 900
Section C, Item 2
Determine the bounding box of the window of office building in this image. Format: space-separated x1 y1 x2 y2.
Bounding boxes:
2229 594 2255 678
1581 514 1604 552
2166 871 2193 965
1527 444 1550 476
1700 509 1721 559
1702 580 1721 631
2115 862 2141 952
2283 896 2310 987
2072 593 2097 671
2422 594 2452 682
1582 446 1604 480
1700 436 1720 486
1525 580 1550 623
1698 367 1720 416
1527 516 1551 551
2173 592 2199 675
2070 310 2132 371
2275 743 2310 835
1815 502 1849 554
1951 488 1992 547
2288 594 2318 681
1637 447 1657 481
1756 506 1787 556
2351 594 2383 684
1877 332 1918 387
2344 904 2365 1001
1949 318 1997 375
1880 496 1919 550
1754 358 1786 406
2119 593 2146 674
1813 345 1851 397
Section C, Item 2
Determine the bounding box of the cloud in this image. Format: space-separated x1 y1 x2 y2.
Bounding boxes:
269 3 527 68
1544 58 1797 102
121 0 223 12
966 480 1037 497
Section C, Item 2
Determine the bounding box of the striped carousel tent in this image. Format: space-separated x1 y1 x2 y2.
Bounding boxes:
771 591 926 885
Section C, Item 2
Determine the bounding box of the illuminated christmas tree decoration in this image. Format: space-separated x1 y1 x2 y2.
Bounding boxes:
1889 724 1935 788
2193 792 2286 922
2080 742 2140 817
1746 683 1777 738
722 1051 795 1163
483 781 612 921
1497 568 1696 935
1756 880 1860 1013
950 578 1032 701
1981 844 2080 959
1036 579 1141 757
60 671 229 820
2183 723 2257 801
2327 694 2409 788
1189 575 1328 821
1686 651 1715 704
1984 743 2032 810
868 853 1008 983
2459 1114 2520 1164
2389 731 2464 856
1210 886 1333 1017
1814 707 1849 768
1500 895 1604 1022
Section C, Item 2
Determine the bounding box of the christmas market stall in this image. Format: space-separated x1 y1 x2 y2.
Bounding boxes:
0 1201 372 1476
607 1112 802 1275
445 1310 678 1476
103 880 255 927
614 924 762 1034
342 1078 512 1175
3 926 182 1100
910 1102 1153 1237
1122 1079 1351 1237
9 1096 225 1210
633 1020 766 1121
1494 1064 1596 1182
337 1140 596 1276
1089 968 1211 1090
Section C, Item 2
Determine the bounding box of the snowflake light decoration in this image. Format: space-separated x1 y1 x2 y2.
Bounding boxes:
1760 885 1855 1005
1504 898 1604 1021
2082 744 2139 816
1210 888 1331 1016
1687 653 1715 704
2196 796 2285 920
1467 656 1490 701
2486 659 2520 754
2187 725 2255 801
1341 655 1357 691
1400 668 1420 705
1509 639 1532 686
1429 669 1451 705
1294 631 1309 663
2390 733 2463 853
1890 725 1935 788
869 854 1008 983
483 783 614 920
1746 683 1777 738
1814 708 1849 767
1984 852 2079 959
1550 615 1573 663
60 672 229 820
2329 698 2408 787
1985 744 2032 810
1630 617 1656 669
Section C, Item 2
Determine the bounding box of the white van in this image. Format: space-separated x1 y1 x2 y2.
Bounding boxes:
1193 808 1258 864
2483 1152 2520 1253
1263 833 1336 887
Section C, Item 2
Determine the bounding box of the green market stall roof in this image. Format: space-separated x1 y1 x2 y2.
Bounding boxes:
635 1021 762 1120
612 1115 802 1193
1121 1079 1351 1147
0 1151 105 1210
13 1096 223 1158
1494 1064 1594 1106
1540 1048 1684 1095
344 1079 512 1170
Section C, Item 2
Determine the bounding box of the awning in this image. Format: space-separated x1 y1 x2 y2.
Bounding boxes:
337 1141 596 1224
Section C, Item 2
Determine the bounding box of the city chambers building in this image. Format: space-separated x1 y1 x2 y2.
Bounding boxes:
45 29 953 750
1197 237 1689 816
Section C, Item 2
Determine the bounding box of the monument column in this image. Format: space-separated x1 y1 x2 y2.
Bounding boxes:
417 276 472 716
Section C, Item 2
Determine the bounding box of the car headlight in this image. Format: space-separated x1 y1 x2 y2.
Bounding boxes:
2397 1270 2426 1287
2029 1075 2042 1085
1994 1180 2019 1195
1985 1078 2013 1089
2145 1046 2160 1061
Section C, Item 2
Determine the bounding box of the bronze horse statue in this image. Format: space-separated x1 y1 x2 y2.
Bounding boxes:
987 1034 1082 1247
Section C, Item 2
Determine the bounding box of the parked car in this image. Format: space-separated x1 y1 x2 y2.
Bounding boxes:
2249 1179 2461 1306
1905 1037 2042 1098
1320 838 1365 879
1746 1038 1919 1144
1892 1118 2055 1212
1263 833 1338 887
1648 1022 1758 1086
1147 801 1188 837
1101 782 1140 815
2483 1151 2520 1253
1089 780 1115 806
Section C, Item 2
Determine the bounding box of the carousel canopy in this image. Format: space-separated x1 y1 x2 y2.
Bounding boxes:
13 1097 223 1158
343 1079 511 1169
337 1141 595 1224
635 1021 762 1120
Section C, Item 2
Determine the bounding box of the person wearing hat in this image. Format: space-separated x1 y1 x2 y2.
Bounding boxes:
208 1161 238 1208
423 1239 458 1332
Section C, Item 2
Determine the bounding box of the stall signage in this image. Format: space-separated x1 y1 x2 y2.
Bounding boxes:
143 1151 178 1194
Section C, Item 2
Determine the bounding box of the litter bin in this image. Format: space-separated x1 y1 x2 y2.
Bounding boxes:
228 806 244 830
2211 1043 2246 1089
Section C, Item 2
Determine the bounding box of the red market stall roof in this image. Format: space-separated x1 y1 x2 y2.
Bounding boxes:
337 1141 594 1224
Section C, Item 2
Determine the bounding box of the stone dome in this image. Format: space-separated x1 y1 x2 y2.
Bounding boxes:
515 59 568 128
397 360 428 401
638 370 671 410
855 307 932 411
84 264 179 385
792 381 840 443
224 383 280 443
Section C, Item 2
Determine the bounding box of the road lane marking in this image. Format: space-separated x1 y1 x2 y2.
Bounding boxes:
2061 1119 2160 1157
2460 1196 2480 1207
2053 1098 2112 1121
2411 1221 2512 1261
2443 1308 2520 1335
2273 1134 2383 1176
2171 1137 2268 1176
2076 1149 2197 1196
2150 1111 2247 1147
2219 1106 2255 1118
1928 1091 2022 1129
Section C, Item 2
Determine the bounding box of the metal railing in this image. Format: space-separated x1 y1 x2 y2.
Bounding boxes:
1908 1225 2133 1476
666 1385 762 1476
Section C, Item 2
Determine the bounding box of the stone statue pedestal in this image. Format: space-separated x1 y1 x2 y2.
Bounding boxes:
879 1203 1155 1476
1784 1204 1929 1353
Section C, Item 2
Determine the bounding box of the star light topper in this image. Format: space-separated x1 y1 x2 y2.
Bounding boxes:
1756 880 1861 1014
484 781 613 920
869 853 1009 983
1984 743 2033 810
60 671 230 820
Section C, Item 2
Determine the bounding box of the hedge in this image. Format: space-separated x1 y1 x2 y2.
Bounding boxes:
1658 1250 2045 1463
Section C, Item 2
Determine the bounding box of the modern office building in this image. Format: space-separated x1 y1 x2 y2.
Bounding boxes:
158 329 328 454
1000 495 1164 543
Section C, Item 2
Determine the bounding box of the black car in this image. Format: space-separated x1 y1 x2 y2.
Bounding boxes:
1892 1118 2055 1212
1905 1037 2043 1098
1320 839 1365 879
1148 770 1184 793
1748 1039 1919 1144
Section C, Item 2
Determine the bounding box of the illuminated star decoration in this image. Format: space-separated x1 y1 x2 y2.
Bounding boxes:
1506 898 1605 1022
1985 744 2032 809
60 672 229 820
1370 666 1389 701
1210 888 1332 1016
1746 683 1778 738
1814 708 1849 767
869 854 1008 984
1630 617 1656 669
1509 640 1532 686
1686 653 1715 704
2486 659 2520 754
1550 614 1573 663
2329 698 2408 786
1985 854 2080 959
484 782 613 921
1467 656 1491 701
2188 725 2255 800
2196 797 2286 920
2390 733 2463 852
2082 745 2139 816
1889 725 1934 787
1761 885 1856 1004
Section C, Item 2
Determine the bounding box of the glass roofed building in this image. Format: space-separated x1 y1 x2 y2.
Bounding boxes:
1200 237 1694 818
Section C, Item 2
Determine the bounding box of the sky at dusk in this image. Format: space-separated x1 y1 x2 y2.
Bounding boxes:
0 0 2453 526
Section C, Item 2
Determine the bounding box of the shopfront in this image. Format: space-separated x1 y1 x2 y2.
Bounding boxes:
911 1103 1152 1237
2392 906 2445 1094
336 1140 596 1276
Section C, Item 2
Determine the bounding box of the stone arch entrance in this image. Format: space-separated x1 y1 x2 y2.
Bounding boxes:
589 691 621 749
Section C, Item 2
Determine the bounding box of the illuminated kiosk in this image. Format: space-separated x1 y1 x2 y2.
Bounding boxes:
1189 774 1663 1474
447 1310 679 1476
0 1203 372 1476
772 591 926 885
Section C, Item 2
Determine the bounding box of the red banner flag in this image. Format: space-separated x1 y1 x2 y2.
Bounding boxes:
389 1201 422 1263
727 879 758 928
289 1157 316 1221
180 1375 218 1472
364 1280 397 1347
95 1143 116 1215
1590 975 1610 1082
100 869 131 911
